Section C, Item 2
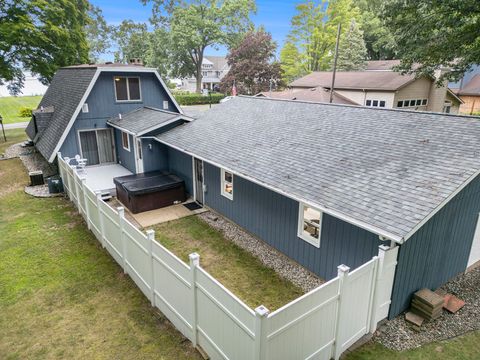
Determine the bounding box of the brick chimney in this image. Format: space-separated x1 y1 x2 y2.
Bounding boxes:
128 58 144 66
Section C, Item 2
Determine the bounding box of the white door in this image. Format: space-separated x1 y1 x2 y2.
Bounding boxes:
467 214 480 268
135 138 144 173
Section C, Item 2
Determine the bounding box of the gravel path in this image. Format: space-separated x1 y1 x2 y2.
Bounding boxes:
2 142 57 178
198 211 324 293
375 267 480 351
25 184 63 198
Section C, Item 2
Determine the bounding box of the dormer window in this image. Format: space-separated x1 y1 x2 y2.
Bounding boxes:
114 76 141 102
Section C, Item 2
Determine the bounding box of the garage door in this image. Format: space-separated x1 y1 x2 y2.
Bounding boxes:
467 214 480 268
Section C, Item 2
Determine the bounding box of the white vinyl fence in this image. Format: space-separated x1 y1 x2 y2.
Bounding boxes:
58 153 399 360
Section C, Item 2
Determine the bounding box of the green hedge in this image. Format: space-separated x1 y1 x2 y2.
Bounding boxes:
19 107 33 117
174 93 226 105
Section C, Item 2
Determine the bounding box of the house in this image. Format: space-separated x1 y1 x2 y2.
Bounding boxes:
0 71 48 97
290 60 463 114
450 65 480 114
150 96 480 318
181 56 229 92
25 62 190 190
255 87 358 105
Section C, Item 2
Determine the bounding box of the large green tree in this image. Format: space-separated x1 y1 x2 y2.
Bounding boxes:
143 0 256 93
85 4 111 63
220 29 283 95
279 41 305 83
281 0 361 76
111 20 150 64
383 0 480 82
0 0 90 94
336 20 367 71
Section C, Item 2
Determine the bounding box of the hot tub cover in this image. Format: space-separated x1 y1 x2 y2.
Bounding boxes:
114 171 185 196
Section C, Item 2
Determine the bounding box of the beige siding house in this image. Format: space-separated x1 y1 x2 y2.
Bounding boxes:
290 61 462 114
181 56 229 92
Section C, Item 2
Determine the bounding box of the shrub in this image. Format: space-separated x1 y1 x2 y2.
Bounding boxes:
174 92 226 106
19 107 33 117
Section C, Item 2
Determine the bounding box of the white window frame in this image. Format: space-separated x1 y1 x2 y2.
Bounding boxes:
220 168 233 200
121 131 130 152
114 76 142 102
297 202 322 248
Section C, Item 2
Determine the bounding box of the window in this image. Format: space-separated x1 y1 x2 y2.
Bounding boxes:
416 99 422 106
366 100 371 106
421 99 428 106
137 139 142 160
220 168 233 200
397 101 403 108
397 99 428 108
298 203 322 247
122 131 130 151
379 100 386 107
443 101 452 114
409 100 416 107
114 76 141 101
366 99 386 108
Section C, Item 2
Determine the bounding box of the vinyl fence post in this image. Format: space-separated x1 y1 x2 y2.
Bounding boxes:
95 191 106 248
147 229 156 307
81 177 91 230
189 252 200 347
73 166 81 210
117 207 127 274
333 264 350 360
254 305 270 360
369 246 388 333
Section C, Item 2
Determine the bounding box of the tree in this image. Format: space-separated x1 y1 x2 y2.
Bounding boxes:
383 0 480 82
356 0 396 60
111 21 151 64
280 41 306 83
0 0 90 95
336 20 367 71
85 4 111 62
281 0 361 75
143 0 256 93
220 29 283 95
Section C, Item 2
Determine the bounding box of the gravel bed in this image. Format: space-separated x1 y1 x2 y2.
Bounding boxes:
25 184 63 198
375 266 480 351
198 211 324 293
2 142 57 177
2 142 35 159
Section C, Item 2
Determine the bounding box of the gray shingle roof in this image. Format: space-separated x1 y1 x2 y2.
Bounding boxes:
155 96 480 241
107 107 189 135
32 67 97 160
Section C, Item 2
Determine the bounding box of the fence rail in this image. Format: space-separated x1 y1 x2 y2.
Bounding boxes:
57 153 398 360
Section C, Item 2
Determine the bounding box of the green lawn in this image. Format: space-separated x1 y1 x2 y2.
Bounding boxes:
150 216 304 311
346 331 480 360
0 95 42 124
0 128 28 154
0 158 201 359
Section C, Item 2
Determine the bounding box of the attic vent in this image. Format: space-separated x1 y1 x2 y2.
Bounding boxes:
82 103 89 113
163 101 169 110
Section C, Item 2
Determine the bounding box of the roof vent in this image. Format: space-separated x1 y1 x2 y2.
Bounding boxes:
119 113 122 119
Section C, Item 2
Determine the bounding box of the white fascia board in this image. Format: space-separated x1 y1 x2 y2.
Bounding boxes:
48 69 101 162
106 122 136 136
136 116 190 136
153 137 404 244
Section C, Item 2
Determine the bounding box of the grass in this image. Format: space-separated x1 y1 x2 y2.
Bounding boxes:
0 158 201 359
0 95 42 124
150 216 304 311
0 128 28 154
345 331 480 360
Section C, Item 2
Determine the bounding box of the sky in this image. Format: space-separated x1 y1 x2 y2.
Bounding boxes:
90 0 297 60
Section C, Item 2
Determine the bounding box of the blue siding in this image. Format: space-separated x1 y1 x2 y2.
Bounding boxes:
203 162 384 280
167 147 193 195
114 129 136 172
59 71 177 160
389 175 480 317
142 140 169 173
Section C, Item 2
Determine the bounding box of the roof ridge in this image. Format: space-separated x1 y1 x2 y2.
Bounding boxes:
236 95 480 120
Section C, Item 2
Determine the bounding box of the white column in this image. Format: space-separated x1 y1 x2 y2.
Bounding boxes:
368 246 388 333
189 253 200 347
254 305 270 360
95 191 106 248
118 207 127 273
147 229 156 307
333 264 350 360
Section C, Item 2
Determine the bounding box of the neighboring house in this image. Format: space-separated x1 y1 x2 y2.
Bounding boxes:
25 63 190 177
256 87 358 105
450 65 480 114
181 56 230 92
0 71 48 97
290 60 463 114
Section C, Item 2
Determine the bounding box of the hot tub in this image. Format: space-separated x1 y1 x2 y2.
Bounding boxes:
114 171 186 214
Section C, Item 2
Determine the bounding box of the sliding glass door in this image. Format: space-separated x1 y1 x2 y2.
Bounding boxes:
79 129 115 166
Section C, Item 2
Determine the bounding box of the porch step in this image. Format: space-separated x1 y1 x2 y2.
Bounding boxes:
100 192 112 201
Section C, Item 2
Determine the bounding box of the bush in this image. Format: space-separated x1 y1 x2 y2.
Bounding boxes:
19 107 33 117
174 92 226 106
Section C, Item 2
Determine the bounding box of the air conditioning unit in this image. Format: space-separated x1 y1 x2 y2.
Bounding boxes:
29 171 44 186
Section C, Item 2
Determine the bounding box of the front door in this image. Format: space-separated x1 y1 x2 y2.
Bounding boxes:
135 138 144 173
468 214 480 268
194 158 204 204
78 129 115 165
